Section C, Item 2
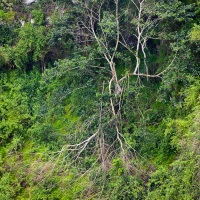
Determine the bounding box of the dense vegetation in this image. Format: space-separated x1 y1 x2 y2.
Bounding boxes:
0 0 199 199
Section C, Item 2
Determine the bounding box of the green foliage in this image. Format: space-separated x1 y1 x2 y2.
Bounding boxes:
14 23 49 68
99 12 117 36
0 173 21 200
0 24 17 46
0 23 50 69
0 0 200 199
190 24 200 40
0 72 31 145
147 79 200 199
102 162 145 200
31 9 45 26
147 153 199 200
0 10 15 22
0 0 13 11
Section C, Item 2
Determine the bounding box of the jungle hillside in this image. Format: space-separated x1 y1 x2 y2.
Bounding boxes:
0 0 200 199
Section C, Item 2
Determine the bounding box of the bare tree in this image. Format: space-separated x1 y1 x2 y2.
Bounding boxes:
55 0 176 173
